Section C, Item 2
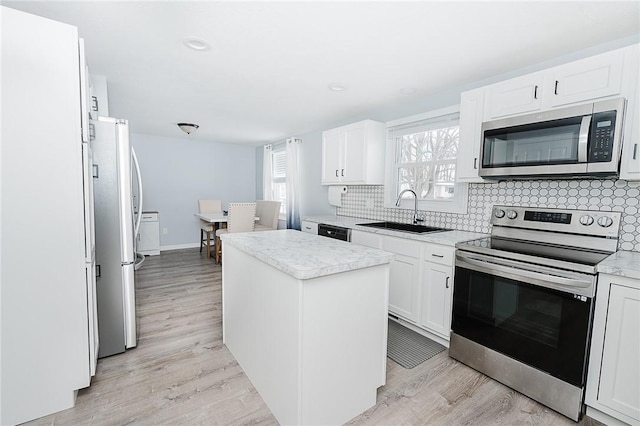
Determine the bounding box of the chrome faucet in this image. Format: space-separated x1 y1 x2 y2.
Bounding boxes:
395 189 423 225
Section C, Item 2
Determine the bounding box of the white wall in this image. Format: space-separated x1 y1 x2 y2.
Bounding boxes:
132 133 256 249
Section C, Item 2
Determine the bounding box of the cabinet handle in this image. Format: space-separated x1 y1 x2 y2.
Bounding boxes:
341 169 345 177
473 157 478 170
91 96 99 112
335 169 339 177
554 80 559 95
534 85 538 99
432 254 444 258
446 277 450 288
634 143 638 160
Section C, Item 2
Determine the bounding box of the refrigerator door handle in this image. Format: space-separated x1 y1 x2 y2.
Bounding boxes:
117 120 135 263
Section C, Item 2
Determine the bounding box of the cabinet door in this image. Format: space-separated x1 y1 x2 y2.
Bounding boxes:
342 124 366 183
621 77 640 181
485 72 544 119
138 220 160 254
321 128 342 184
419 262 452 339
457 89 485 183
548 49 624 108
598 284 640 421
388 254 420 322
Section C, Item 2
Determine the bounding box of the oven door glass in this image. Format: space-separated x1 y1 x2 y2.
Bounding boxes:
482 116 584 168
452 266 592 387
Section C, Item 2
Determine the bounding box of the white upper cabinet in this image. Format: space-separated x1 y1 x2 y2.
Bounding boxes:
547 49 624 108
457 88 485 183
458 43 639 181
485 72 544 119
79 38 90 142
620 49 640 181
321 120 385 185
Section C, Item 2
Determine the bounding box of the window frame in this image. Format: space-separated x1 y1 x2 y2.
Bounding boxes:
384 105 469 214
271 146 287 220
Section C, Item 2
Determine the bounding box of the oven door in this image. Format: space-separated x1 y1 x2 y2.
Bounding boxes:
452 251 595 387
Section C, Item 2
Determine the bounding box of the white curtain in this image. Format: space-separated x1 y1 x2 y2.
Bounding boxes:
285 138 301 230
263 144 273 200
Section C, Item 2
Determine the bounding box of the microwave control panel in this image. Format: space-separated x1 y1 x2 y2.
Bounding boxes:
589 110 616 163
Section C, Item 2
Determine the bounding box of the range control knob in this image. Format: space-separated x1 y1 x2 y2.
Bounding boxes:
506 210 518 219
597 216 614 228
494 209 506 218
579 215 594 226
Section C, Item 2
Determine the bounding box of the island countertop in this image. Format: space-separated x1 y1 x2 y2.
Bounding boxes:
220 229 394 280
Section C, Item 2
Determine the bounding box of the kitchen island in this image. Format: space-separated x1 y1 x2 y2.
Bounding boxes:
220 230 393 425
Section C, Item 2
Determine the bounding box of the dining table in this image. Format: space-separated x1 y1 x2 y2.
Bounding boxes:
194 212 259 260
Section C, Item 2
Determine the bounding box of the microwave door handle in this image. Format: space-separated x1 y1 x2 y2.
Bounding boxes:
458 256 592 289
578 115 591 163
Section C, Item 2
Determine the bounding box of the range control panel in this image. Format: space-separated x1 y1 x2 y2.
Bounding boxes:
491 205 621 238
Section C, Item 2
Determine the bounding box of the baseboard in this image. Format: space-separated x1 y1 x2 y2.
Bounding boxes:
160 242 200 251
388 315 450 348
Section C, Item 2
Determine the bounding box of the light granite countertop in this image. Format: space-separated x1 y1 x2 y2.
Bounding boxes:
303 215 488 246
220 229 394 280
597 251 640 280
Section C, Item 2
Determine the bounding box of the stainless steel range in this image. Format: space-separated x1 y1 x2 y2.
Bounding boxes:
450 205 621 422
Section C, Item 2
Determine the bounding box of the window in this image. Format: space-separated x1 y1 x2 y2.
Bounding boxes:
271 148 287 217
385 106 468 213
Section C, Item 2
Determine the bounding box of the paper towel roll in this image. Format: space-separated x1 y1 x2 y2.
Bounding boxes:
328 185 348 207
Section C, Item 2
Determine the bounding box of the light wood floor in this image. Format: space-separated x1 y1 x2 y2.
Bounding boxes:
26 248 602 425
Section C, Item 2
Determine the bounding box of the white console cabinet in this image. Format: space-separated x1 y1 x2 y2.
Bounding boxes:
137 211 160 255
586 273 640 426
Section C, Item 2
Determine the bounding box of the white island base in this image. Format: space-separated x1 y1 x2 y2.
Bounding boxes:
222 240 390 426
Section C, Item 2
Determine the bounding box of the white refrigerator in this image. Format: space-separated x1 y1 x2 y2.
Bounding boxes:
92 117 140 357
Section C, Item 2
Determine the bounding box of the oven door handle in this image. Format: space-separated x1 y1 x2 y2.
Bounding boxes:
456 254 594 297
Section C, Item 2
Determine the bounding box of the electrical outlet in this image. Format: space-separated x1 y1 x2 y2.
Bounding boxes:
365 198 374 209
162 227 168 235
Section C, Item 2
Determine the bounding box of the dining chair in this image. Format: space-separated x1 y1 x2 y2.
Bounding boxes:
198 199 222 258
254 200 281 231
215 202 257 263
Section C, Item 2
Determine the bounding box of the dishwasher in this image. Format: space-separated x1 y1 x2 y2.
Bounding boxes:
317 223 351 242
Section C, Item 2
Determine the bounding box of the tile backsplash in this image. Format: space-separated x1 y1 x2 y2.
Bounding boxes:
336 179 640 252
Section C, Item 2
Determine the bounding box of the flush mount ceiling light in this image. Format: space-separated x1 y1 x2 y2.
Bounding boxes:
177 123 199 134
327 82 347 92
182 37 211 51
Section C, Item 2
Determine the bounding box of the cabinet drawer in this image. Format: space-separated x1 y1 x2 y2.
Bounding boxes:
141 212 158 222
423 243 454 266
382 235 421 258
301 221 318 235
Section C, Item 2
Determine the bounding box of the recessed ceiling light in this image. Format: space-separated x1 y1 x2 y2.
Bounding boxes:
328 82 347 92
183 37 211 51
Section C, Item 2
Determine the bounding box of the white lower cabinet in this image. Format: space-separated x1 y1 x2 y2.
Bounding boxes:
586 274 640 425
419 261 452 339
351 230 455 341
388 253 421 322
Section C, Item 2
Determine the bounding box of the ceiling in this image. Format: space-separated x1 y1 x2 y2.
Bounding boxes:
3 1 639 145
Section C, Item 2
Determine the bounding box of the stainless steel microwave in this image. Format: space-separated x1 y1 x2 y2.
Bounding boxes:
479 98 626 179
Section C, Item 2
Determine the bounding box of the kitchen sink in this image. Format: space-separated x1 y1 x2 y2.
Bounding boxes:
357 221 449 234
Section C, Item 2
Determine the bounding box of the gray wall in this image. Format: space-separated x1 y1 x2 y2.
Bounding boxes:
132 132 256 249
255 35 640 218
